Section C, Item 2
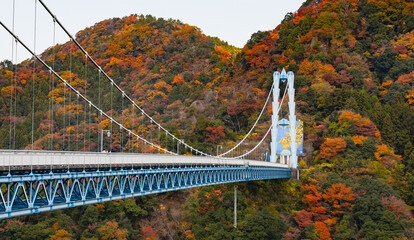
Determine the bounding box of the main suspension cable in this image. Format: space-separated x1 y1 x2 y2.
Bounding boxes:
3 0 288 162
0 20 178 156
218 83 276 157
231 81 288 159
36 0 214 157
36 0 281 159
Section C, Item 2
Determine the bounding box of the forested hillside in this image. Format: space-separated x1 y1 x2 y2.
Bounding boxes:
0 0 413 239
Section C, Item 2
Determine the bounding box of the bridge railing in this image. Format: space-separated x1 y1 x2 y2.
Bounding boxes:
0 150 289 172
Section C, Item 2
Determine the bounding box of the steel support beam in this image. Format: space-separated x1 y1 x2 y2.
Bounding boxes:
0 166 290 219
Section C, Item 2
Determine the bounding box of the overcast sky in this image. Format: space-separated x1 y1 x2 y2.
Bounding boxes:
0 0 304 63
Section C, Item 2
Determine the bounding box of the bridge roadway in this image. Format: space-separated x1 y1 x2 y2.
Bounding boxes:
0 150 288 172
0 150 290 219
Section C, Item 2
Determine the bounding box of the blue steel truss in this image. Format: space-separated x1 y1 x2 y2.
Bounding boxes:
0 166 290 219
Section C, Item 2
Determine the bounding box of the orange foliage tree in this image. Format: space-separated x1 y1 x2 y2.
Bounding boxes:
301 183 356 238
374 144 402 169
214 45 231 63
314 221 332 240
301 185 326 217
171 74 185 85
1 86 22 98
50 223 72 240
245 44 270 69
378 80 393 98
322 183 355 215
396 70 414 84
406 89 414 105
339 111 381 139
318 138 347 160
374 144 402 161
351 135 367 146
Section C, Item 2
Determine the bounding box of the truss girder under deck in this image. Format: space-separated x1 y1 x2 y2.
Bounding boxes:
0 166 290 219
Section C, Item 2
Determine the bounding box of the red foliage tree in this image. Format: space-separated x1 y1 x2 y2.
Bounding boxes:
381 196 412 220
354 121 378 138
239 98 259 116
322 73 338 85
295 210 313 229
139 226 157 240
336 70 353 85
205 126 225 143
392 45 408 54
227 103 242 116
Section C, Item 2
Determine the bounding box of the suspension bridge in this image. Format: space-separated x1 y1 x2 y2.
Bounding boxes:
0 0 300 219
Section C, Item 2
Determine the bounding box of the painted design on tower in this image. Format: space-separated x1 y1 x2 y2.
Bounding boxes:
277 120 304 156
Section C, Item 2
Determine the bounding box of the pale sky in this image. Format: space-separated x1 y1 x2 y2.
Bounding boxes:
0 0 304 63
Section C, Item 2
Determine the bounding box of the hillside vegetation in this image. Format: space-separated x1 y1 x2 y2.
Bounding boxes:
0 0 413 239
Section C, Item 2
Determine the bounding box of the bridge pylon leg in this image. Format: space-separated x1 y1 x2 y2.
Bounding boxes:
287 71 297 169
270 72 280 163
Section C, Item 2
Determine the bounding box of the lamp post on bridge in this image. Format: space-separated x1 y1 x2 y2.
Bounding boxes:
216 145 222 157
101 130 111 152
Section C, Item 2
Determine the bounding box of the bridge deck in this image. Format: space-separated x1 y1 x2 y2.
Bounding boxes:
0 151 290 219
0 150 288 171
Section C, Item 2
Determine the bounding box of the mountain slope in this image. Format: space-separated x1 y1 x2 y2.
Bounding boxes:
0 1 413 239
0 14 238 153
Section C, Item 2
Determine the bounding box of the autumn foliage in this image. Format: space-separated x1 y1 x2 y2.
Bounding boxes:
50 223 72 240
205 126 225 143
1 0 414 239
380 196 413 220
339 111 381 139
314 221 331 240
299 183 356 239
294 210 313 229
139 226 157 240
351 135 367 146
322 183 355 215
98 221 128 240
318 138 347 160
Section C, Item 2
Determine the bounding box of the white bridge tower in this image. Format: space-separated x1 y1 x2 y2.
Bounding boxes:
270 69 298 169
